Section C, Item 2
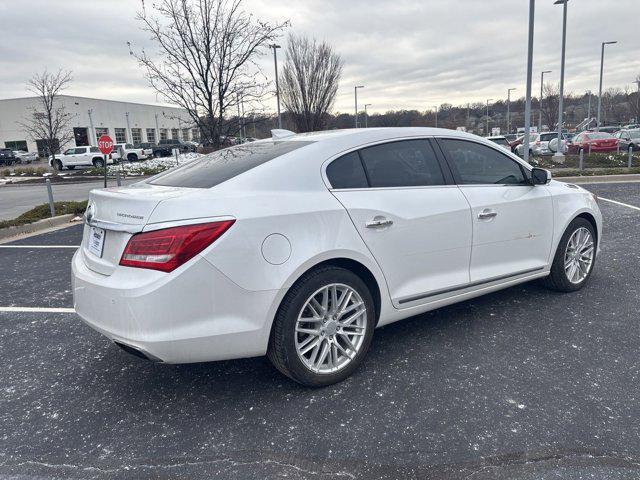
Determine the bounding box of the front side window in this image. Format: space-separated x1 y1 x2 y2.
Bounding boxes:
326 152 368 189
440 139 527 185
150 141 313 188
358 140 445 188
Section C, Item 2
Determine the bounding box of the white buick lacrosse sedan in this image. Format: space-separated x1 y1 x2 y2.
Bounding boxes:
73 128 602 386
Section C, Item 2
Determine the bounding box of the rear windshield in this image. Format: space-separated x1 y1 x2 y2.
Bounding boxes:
149 140 313 188
539 133 556 141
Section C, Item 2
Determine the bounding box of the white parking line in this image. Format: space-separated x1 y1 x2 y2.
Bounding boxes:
0 245 79 249
598 197 640 212
0 307 76 313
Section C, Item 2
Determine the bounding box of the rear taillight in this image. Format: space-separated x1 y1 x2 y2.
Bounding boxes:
119 220 235 272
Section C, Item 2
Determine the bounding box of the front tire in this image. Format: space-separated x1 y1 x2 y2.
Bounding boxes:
543 217 596 292
268 266 375 387
93 158 104 168
55 160 63 170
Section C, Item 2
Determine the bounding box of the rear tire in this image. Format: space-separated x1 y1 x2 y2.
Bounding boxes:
127 153 138 162
93 158 104 168
267 266 375 387
543 217 596 292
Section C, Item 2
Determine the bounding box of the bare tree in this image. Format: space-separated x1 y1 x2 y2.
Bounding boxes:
280 34 343 132
130 0 287 148
541 82 559 130
19 69 74 167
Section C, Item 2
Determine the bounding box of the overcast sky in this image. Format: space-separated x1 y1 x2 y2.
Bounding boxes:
0 0 638 114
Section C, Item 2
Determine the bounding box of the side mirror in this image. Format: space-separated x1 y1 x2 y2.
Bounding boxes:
531 167 551 185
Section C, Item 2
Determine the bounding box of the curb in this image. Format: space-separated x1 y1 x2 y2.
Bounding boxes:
555 173 640 184
0 214 78 241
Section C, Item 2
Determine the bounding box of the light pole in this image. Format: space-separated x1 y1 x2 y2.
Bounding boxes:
486 99 493 136
586 90 592 125
271 44 282 129
87 109 95 146
633 80 640 124
539 70 552 133
364 104 372 128
125 112 132 143
553 0 569 160
596 40 617 131
523 0 535 164
507 88 516 134
354 85 364 128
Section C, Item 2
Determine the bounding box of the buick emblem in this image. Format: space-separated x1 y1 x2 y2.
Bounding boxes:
85 203 95 224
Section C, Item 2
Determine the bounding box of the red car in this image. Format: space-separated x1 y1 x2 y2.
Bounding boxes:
568 131 618 154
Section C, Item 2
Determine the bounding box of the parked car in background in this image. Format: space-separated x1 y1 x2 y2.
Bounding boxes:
614 129 640 151
622 124 639 130
13 150 38 163
567 132 618 154
0 148 17 166
74 127 602 386
487 136 511 151
48 146 114 170
153 139 196 157
112 143 150 162
515 132 566 156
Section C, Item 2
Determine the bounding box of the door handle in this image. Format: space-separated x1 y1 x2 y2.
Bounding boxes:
478 210 497 220
366 217 393 228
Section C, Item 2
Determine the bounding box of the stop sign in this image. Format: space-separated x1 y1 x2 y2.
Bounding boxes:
97 135 114 155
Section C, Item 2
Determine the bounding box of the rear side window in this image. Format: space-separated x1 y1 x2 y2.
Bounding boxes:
149 141 313 188
440 139 527 185
359 140 445 188
90 147 100 153
326 152 368 189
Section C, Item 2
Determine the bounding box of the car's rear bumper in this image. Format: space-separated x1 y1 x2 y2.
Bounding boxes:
72 249 279 363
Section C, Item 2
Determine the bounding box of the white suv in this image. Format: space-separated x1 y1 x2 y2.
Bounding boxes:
49 146 114 170
112 144 150 162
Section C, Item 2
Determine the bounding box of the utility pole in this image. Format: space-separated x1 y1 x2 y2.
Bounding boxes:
523 0 535 164
553 0 568 160
596 41 617 131
486 99 493 136
507 88 516 134
364 104 372 128
539 70 552 133
125 112 132 144
271 44 282 129
354 85 364 128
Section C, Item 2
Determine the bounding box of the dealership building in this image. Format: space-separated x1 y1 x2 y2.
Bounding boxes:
0 95 197 155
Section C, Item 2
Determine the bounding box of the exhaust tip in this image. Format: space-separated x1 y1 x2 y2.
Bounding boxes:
114 341 163 363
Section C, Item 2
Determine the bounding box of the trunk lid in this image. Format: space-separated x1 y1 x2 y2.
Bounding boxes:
81 183 195 275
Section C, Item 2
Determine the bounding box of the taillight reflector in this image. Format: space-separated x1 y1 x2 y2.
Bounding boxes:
119 220 235 272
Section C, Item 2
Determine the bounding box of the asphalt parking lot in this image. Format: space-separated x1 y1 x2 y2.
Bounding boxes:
1 182 639 479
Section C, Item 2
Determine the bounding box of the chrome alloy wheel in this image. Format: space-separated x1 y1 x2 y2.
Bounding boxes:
564 227 595 284
295 283 368 374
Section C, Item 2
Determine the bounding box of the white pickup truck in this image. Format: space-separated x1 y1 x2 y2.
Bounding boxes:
48 146 114 170
111 143 151 162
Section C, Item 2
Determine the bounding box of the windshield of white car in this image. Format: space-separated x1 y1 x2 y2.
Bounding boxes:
149 140 314 188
